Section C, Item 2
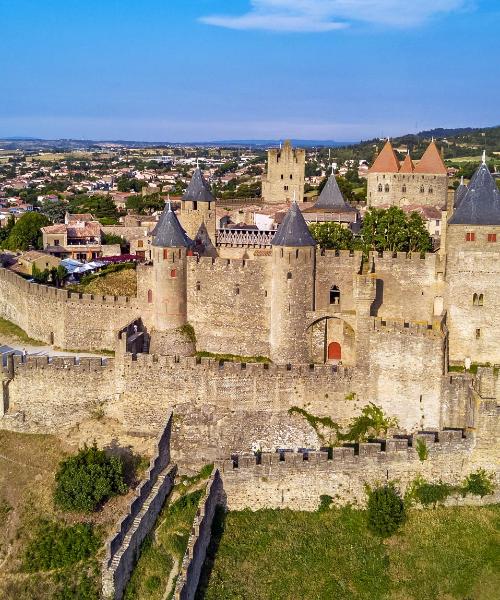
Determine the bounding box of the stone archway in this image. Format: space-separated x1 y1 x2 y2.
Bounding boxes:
307 316 355 365
327 341 341 361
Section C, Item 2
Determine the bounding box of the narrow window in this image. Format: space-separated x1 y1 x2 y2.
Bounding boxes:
170 269 176 278
473 293 478 306
475 328 481 339
196 281 201 291
466 232 475 242
420 185 425 193
281 174 284 179
402 185 406 193
429 187 433 194
478 294 484 306
163 249 168 259
235 285 240 295
147 289 153 303
193 201 197 210
384 184 390 192
287 272 292 280
290 174 293 180
488 233 497 242
377 184 383 192
284 185 288 191
330 285 341 305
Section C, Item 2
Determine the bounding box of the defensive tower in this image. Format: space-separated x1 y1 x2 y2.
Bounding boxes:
270 200 316 363
262 140 305 204
179 164 217 248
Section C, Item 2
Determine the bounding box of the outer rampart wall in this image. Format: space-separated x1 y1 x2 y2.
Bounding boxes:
174 470 225 600
219 429 499 510
0 268 141 350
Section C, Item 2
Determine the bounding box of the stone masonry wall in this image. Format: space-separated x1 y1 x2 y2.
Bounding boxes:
219 428 500 510
0 268 141 350
174 469 225 600
102 414 176 600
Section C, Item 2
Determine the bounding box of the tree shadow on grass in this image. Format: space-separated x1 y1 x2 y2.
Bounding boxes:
103 439 148 489
194 505 226 599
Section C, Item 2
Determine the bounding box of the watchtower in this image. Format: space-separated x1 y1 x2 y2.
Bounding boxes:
262 140 305 204
179 165 217 247
270 201 316 363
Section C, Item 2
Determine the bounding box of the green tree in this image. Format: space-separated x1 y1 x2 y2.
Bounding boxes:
366 483 405 537
40 199 67 223
339 402 399 443
3 212 50 251
54 444 127 513
309 222 354 250
360 207 431 253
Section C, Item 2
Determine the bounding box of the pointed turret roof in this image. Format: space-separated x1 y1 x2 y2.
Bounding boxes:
271 202 316 247
368 140 400 173
313 172 356 211
453 176 468 209
152 203 193 247
448 162 500 225
182 167 215 203
414 141 447 174
399 152 415 173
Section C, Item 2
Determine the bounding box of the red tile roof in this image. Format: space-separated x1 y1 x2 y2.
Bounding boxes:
414 141 447 175
368 140 400 173
399 153 415 173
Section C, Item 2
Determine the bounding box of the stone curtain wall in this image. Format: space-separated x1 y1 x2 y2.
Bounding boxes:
102 414 176 600
174 470 225 600
219 429 500 511
0 267 141 350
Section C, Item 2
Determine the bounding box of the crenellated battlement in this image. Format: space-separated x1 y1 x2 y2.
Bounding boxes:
0 267 136 306
124 352 352 377
219 429 470 473
187 254 270 271
3 353 114 375
372 317 443 337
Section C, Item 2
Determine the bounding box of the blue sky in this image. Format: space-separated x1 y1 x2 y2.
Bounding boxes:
0 0 498 141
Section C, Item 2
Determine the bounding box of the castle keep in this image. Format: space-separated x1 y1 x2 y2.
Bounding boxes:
261 140 306 204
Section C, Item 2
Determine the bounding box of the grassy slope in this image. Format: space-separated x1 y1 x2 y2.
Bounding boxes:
200 505 500 600
69 268 137 297
0 317 45 346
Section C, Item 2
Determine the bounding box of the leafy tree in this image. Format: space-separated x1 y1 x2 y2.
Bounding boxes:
68 194 120 223
0 216 15 245
309 222 354 250
366 483 405 537
3 212 50 251
360 207 432 253
117 176 146 193
40 199 67 223
54 444 127 512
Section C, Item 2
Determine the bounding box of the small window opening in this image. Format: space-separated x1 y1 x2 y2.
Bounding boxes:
329 285 340 305
475 328 481 339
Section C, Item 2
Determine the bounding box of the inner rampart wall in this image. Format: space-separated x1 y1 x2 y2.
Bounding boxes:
0 268 141 350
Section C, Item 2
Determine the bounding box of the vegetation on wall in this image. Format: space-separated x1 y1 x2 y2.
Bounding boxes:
195 350 271 364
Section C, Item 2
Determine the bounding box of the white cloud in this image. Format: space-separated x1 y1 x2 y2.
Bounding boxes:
200 0 471 32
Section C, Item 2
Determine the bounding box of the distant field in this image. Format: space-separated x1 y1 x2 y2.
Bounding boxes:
446 155 483 163
27 151 92 161
199 505 500 600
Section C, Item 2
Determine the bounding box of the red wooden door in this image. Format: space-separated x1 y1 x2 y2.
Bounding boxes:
328 342 341 360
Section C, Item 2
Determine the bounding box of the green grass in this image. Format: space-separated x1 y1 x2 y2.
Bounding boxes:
195 351 271 364
0 316 45 346
124 488 205 600
200 505 500 600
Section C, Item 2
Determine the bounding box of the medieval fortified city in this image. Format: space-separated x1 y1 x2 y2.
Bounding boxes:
0 2 499 600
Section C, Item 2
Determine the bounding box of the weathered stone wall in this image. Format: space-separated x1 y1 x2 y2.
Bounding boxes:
445 224 500 364
261 142 305 204
0 268 141 350
186 255 272 357
367 172 448 209
102 414 176 600
219 428 499 511
174 469 225 600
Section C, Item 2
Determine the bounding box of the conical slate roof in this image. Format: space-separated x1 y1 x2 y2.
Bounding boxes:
182 167 215 203
414 141 447 174
448 163 500 225
313 173 356 211
453 176 468 209
271 202 316 247
152 204 193 247
369 140 400 173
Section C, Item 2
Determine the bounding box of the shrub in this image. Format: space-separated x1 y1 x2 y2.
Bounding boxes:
339 403 399 443
366 483 405 537
416 438 429 462
23 521 100 571
145 575 162 592
54 444 127 512
462 469 495 498
318 495 333 512
412 479 453 507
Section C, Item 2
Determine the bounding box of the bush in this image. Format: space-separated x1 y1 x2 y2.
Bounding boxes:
412 479 453 507
318 495 333 512
23 521 100 571
54 444 127 512
462 469 495 498
416 438 429 462
366 483 405 537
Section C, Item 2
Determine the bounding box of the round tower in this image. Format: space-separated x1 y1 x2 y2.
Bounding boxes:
270 201 316 364
179 163 217 246
149 202 195 355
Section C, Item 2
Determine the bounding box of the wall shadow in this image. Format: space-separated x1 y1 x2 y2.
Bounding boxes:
194 505 227 599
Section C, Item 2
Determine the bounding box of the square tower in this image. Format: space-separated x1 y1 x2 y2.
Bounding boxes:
262 140 305 204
